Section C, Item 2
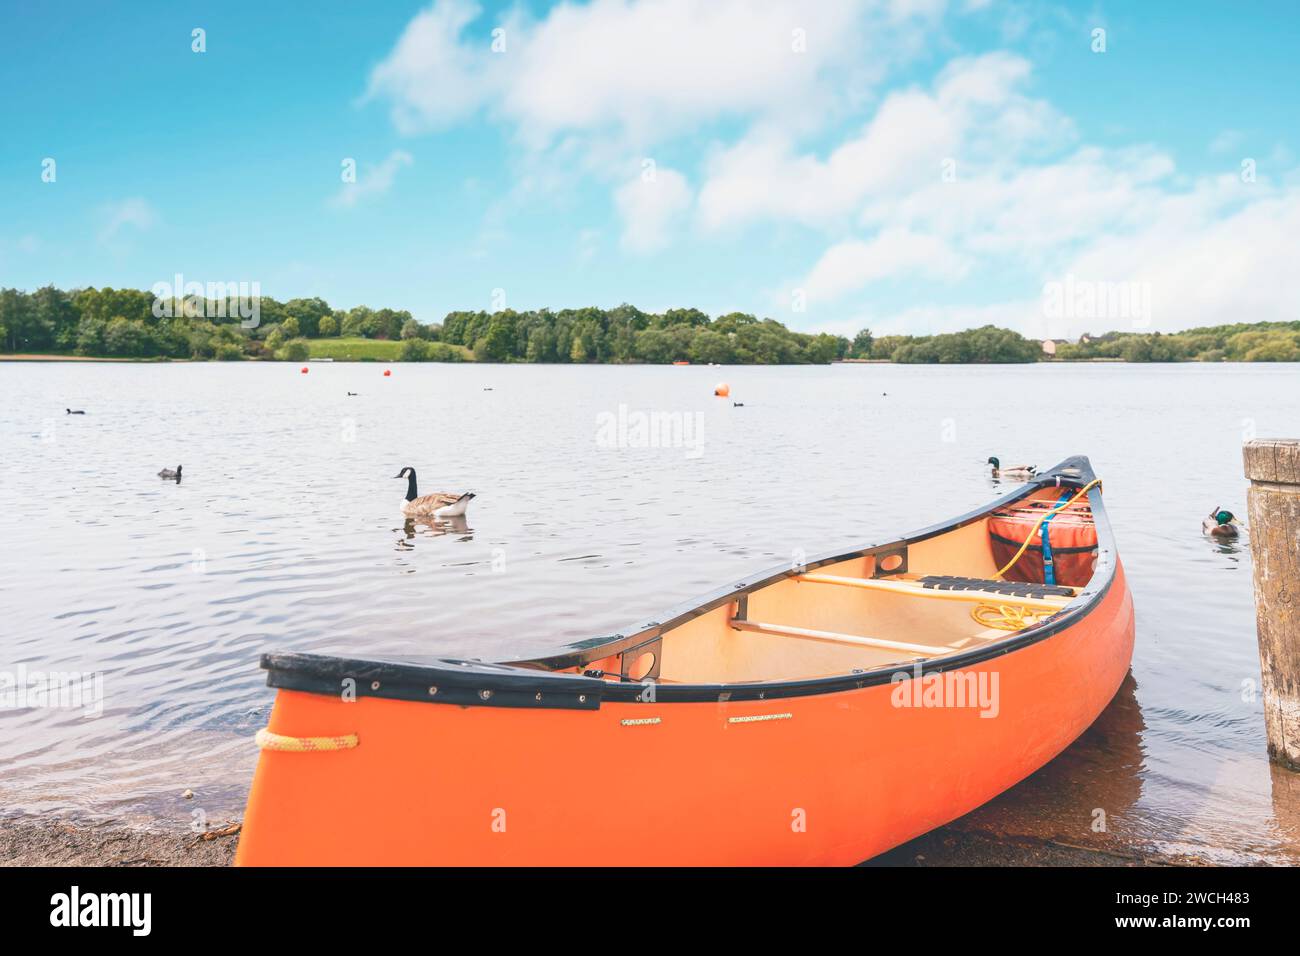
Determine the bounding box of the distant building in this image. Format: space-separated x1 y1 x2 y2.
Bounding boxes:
1041 339 1058 356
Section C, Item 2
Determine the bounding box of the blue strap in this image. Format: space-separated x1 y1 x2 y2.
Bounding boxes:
1040 493 1072 586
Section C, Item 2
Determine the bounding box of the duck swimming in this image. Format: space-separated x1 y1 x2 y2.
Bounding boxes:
988 457 1036 480
158 465 182 480
66 408 86 415
394 467 475 518
1203 507 1240 538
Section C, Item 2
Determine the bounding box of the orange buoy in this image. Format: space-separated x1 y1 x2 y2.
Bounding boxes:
300 367 309 374
384 369 392 377
714 382 730 397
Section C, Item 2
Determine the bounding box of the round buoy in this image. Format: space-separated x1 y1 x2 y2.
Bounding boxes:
714 382 730 397
300 366 308 374
383 369 392 377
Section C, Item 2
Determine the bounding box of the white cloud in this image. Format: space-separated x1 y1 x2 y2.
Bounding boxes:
331 150 414 208
801 229 970 302
97 198 157 244
819 173 1300 338
367 0 928 148
364 1 1300 337
1050 182 1300 336
365 0 492 134
698 53 1070 232
860 146 1179 262
615 167 692 253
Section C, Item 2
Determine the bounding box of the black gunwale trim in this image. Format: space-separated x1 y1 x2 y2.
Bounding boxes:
261 455 1118 709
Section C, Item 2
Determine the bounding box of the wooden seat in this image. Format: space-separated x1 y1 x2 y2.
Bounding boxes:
728 619 961 657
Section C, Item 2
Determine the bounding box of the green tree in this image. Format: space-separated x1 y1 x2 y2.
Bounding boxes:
283 297 332 338
852 328 874 358
476 314 515 361
318 314 338 337
689 329 734 365
400 338 429 361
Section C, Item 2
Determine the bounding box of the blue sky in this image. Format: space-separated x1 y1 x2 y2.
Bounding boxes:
1 0 1297 337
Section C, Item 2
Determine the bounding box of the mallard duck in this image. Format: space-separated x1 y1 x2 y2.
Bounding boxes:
394 467 475 518
158 465 182 479
1203 507 1240 538
988 457 1036 480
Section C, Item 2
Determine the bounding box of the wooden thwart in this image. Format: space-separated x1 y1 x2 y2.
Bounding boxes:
794 572 1071 611
729 619 945 657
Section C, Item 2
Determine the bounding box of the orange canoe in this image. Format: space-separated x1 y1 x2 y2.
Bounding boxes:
237 455 1133 866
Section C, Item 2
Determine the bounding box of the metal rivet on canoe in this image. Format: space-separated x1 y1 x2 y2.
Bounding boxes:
479 689 493 701
535 692 543 701
579 694 587 703
370 681 380 691
620 717 661 726
728 713 793 724
428 686 438 696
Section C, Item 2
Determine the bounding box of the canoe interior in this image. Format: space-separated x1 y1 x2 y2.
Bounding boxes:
551 483 1097 685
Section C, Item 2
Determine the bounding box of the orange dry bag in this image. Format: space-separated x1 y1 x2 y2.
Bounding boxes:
988 497 1098 588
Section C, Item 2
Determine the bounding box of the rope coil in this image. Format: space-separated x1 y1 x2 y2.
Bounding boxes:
971 603 1048 631
255 728 359 752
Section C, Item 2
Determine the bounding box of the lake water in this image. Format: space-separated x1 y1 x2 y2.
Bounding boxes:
2 361 1298 863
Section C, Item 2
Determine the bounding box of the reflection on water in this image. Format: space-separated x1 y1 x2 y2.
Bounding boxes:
397 515 472 550
1 361 1298 862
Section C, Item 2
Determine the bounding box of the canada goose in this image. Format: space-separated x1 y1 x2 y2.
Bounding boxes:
158 465 182 480
66 408 86 415
394 467 475 518
988 457 1036 480
1203 507 1240 538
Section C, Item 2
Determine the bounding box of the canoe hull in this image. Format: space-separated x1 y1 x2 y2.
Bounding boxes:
236 563 1133 866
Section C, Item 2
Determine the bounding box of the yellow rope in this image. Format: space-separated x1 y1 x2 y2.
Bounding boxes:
994 478 1102 580
971 603 1047 631
255 728 359 752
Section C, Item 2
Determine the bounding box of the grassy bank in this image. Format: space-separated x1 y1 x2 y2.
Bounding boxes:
303 337 471 361
303 337 401 360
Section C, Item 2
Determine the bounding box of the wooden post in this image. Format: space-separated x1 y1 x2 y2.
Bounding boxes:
1243 439 1300 770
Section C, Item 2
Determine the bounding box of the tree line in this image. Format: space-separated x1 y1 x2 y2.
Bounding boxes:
1 285 1294 363
1053 323 1300 362
0 287 855 364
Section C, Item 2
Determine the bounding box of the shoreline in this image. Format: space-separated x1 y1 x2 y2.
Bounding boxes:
0 814 1218 867
1 353 1287 367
